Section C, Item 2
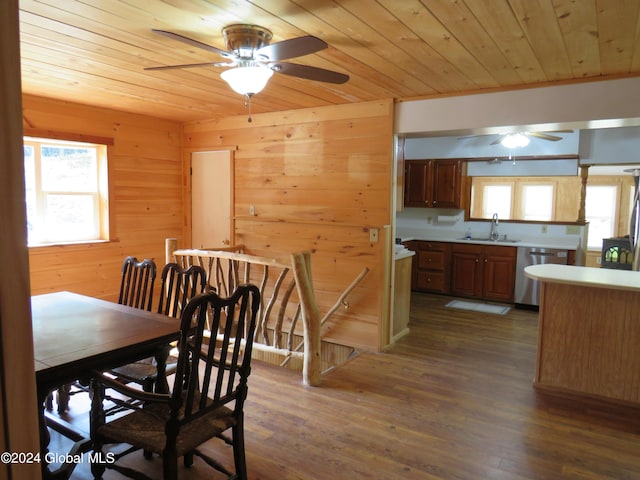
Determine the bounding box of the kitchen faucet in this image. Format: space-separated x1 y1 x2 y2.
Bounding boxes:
490 213 500 241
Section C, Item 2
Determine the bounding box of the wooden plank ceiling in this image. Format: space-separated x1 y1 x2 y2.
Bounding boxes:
18 0 640 123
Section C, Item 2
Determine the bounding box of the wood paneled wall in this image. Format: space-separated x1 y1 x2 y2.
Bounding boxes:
184 100 395 351
2 1 41 477
23 95 184 301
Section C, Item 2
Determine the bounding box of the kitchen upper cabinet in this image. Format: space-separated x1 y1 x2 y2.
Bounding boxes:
404 159 462 208
451 243 516 302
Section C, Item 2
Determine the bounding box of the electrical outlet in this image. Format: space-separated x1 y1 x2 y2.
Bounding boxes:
541 225 548 234
369 227 379 243
249 204 255 216
566 225 580 235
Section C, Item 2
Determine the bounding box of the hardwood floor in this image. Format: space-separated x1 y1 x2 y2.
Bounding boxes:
56 293 640 479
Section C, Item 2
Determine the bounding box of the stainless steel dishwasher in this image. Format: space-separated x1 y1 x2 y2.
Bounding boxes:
514 247 569 306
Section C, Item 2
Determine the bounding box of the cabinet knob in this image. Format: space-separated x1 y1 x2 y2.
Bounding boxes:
475 258 479 263
484 258 488 263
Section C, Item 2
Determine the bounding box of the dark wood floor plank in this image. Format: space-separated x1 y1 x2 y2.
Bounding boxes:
57 292 640 479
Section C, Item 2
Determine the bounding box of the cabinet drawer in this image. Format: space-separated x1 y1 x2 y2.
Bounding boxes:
416 271 449 293
452 243 483 255
417 241 448 251
484 244 517 258
417 250 447 271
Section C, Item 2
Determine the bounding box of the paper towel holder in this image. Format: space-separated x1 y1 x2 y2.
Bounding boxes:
435 215 460 225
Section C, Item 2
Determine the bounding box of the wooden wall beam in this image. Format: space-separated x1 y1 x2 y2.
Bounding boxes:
0 1 41 477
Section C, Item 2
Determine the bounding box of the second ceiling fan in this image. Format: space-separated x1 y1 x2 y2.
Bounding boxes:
461 130 574 148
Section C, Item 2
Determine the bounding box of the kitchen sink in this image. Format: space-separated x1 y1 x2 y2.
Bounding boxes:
456 237 520 243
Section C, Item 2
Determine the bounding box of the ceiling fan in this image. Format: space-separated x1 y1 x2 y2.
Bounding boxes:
459 130 574 148
145 24 350 98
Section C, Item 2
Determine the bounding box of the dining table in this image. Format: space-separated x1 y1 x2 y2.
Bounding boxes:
31 291 181 480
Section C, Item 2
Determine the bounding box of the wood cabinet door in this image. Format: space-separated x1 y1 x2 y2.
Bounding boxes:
404 160 432 207
432 160 461 208
451 251 482 297
482 247 516 302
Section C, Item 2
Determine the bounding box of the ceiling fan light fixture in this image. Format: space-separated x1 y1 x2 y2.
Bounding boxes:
501 133 530 149
220 65 273 96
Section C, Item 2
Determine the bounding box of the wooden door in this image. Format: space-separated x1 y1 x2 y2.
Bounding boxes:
404 160 432 207
191 150 232 249
432 160 461 208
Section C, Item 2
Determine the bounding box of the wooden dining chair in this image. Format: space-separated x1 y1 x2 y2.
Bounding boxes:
90 284 261 480
107 262 207 394
51 256 158 414
118 256 158 311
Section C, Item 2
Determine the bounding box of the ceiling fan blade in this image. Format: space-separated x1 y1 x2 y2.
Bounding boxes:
528 132 563 141
490 136 505 145
273 62 349 84
144 62 219 71
457 134 485 140
151 29 229 57
257 36 327 61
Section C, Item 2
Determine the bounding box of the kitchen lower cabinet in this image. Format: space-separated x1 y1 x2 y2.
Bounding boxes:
411 241 451 294
451 243 516 302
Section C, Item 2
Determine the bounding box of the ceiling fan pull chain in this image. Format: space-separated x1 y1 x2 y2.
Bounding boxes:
244 93 253 123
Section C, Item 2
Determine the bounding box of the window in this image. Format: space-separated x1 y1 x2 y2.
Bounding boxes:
471 178 560 221
482 184 512 219
23 137 109 245
521 184 553 221
585 185 618 249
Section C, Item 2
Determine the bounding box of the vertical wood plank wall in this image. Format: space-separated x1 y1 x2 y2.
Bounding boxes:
23 95 184 301
184 100 395 351
1 1 41 477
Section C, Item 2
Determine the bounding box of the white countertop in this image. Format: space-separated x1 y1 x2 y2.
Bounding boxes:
394 245 416 260
397 232 578 250
525 264 640 292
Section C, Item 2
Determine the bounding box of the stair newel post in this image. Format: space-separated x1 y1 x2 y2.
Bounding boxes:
291 251 322 386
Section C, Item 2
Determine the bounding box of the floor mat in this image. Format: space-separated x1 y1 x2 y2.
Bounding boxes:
445 300 511 315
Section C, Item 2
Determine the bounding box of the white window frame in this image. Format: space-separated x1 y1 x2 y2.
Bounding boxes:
519 182 555 221
24 136 110 246
585 184 618 250
470 179 514 219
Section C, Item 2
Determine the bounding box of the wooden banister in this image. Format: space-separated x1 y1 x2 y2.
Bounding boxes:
166 240 368 386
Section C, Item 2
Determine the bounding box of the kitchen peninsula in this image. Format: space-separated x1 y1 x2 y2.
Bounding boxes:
525 264 640 405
